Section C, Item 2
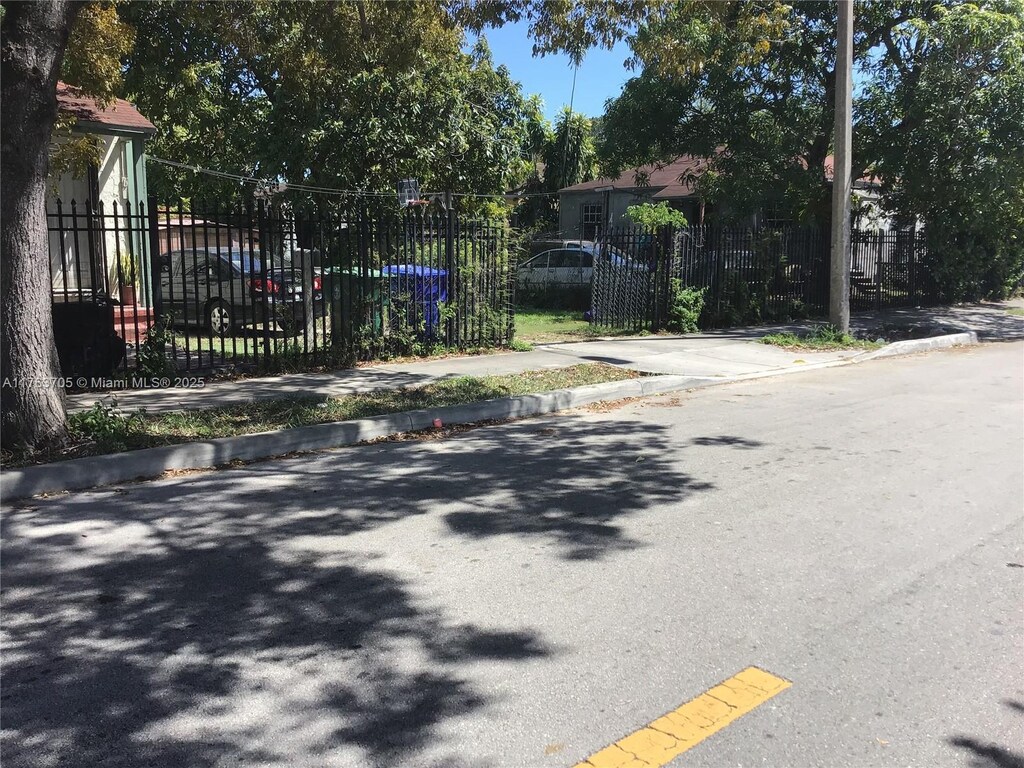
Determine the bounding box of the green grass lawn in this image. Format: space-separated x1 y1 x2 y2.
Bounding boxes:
1006 307 1024 317
514 307 640 343
5 364 639 467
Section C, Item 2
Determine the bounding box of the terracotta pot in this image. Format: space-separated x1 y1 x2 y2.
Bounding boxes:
119 285 137 306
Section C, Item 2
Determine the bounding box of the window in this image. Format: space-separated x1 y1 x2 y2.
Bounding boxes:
183 255 210 279
166 251 188 278
581 203 604 240
547 249 581 268
761 204 792 231
525 253 548 270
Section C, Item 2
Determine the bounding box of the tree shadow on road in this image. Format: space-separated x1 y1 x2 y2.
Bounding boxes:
1 414 716 767
1 535 544 768
948 699 1024 768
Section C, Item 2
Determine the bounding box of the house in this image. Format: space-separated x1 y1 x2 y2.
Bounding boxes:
558 154 890 236
557 156 712 237
47 83 157 368
48 82 156 304
157 213 261 255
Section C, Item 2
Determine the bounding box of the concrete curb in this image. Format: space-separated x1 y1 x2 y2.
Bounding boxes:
0 331 980 501
851 331 979 362
1 375 696 501
726 331 980 379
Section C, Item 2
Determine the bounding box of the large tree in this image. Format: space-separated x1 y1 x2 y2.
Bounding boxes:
512 107 598 230
859 0 1024 300
1 1 83 452
1 0 547 452
1 1 133 452
120 1 544 204
594 2 904 224
529 0 1022 297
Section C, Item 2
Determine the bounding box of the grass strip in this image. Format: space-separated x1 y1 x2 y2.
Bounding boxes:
760 325 884 351
4 364 639 467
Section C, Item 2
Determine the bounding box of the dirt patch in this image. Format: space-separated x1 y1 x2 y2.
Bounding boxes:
376 419 508 442
581 397 640 413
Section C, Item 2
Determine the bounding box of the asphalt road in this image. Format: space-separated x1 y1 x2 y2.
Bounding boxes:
2 342 1022 768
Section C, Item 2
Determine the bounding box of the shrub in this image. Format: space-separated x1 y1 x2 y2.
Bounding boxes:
666 280 704 333
626 202 688 230
69 400 147 453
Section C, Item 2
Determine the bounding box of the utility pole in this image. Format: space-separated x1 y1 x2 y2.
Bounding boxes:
829 0 854 331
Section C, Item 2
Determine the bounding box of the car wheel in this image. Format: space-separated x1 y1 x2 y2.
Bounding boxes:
206 299 234 336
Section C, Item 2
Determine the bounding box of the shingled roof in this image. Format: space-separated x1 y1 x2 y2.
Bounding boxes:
57 82 156 136
559 156 710 198
561 152 878 197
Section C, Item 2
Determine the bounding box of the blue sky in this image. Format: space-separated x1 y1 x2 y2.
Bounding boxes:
467 21 868 121
467 21 634 121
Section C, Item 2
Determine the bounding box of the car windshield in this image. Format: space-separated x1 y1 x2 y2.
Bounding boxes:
590 245 634 266
221 251 296 274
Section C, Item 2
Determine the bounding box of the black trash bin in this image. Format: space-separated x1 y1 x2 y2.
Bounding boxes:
52 298 126 379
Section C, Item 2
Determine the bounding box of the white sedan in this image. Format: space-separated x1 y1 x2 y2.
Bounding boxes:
517 245 637 289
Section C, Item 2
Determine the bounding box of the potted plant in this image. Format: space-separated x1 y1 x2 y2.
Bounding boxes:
118 251 138 305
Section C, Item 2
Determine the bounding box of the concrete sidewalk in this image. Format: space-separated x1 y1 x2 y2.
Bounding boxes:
66 300 1022 415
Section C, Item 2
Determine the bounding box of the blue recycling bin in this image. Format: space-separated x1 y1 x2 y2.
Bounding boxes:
381 264 449 337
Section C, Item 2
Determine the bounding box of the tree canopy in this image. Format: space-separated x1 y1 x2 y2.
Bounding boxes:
512 107 598 230
118 1 545 208
859 0 1024 299
581 0 1023 297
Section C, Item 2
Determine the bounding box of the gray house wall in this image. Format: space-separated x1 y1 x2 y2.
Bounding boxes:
558 190 652 237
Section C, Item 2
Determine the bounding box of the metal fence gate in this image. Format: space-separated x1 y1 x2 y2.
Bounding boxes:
46 197 516 387
589 224 930 332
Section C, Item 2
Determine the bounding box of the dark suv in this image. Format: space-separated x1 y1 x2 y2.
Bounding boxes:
158 248 325 335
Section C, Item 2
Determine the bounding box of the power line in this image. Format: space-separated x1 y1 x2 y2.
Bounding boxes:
147 156 398 198
146 155 561 202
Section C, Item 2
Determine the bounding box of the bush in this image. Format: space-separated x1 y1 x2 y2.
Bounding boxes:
136 314 176 377
666 280 704 333
69 400 147 453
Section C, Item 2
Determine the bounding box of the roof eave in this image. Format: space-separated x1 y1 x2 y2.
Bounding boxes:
71 119 157 138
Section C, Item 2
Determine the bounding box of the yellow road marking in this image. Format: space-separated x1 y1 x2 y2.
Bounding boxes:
573 666 791 768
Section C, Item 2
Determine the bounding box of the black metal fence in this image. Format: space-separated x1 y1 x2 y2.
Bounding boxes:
850 229 928 311
586 224 931 332
47 199 152 380
46 199 514 385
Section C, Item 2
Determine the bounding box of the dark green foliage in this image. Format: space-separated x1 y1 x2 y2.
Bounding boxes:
68 400 147 454
859 1 1024 302
665 280 703 333
119 4 543 204
135 314 176 378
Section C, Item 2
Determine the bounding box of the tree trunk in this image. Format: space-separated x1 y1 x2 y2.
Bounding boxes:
1 1 82 452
